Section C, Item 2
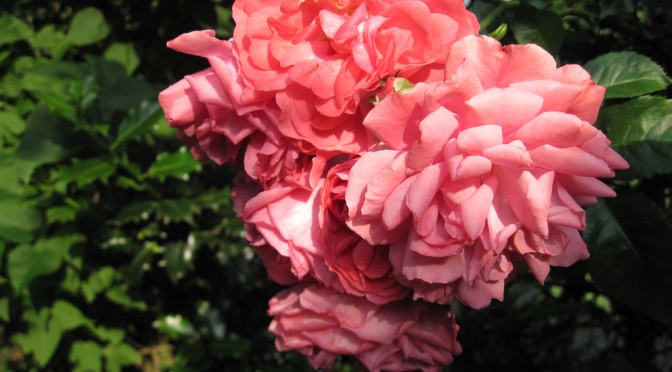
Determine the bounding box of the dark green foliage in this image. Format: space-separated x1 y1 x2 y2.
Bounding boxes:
0 0 670 371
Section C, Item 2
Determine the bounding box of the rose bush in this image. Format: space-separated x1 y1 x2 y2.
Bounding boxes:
159 0 631 369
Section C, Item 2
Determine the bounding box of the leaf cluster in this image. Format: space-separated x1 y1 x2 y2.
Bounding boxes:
0 3 305 371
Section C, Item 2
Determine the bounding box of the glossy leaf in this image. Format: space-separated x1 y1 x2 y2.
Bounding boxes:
156 199 198 223
103 42 140 75
51 300 89 332
105 285 147 311
33 25 68 57
585 52 671 99
146 149 202 181
65 8 110 46
47 206 77 224
0 14 32 46
14 309 61 366
15 105 78 166
104 342 141 372
70 341 103 372
584 197 672 323
0 110 27 144
0 200 43 243
52 158 116 188
597 96 672 179
8 235 85 291
112 101 163 149
0 297 8 322
98 77 156 112
164 242 195 282
35 92 78 123
508 4 564 56
81 267 116 303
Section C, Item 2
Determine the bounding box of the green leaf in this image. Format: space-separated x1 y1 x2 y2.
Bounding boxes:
112 101 163 149
105 285 147 311
81 267 116 303
0 14 33 46
117 201 156 222
20 61 85 94
8 235 85 291
65 7 110 46
194 188 231 209
0 200 43 243
35 91 78 123
47 206 77 224
214 5 235 36
0 160 23 195
70 341 103 372
0 50 11 63
585 52 671 99
146 149 202 181
98 77 155 113
87 56 126 90
0 110 27 145
89 326 124 344
602 194 672 290
0 297 8 322
508 4 564 56
103 42 140 75
104 342 141 372
597 96 672 179
585 197 672 323
15 105 79 167
53 158 116 188
599 0 635 20
1 71 23 99
61 266 82 294
156 199 198 223
51 300 88 333
164 242 195 283
14 308 61 366
33 25 68 58
120 247 153 284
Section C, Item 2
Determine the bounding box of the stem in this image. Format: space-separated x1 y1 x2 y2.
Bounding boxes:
480 1 518 32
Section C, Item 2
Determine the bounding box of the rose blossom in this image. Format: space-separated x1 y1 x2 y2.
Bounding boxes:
232 176 298 285
158 31 274 164
320 159 409 304
237 175 345 289
159 30 328 189
344 35 628 308
237 158 409 304
268 282 461 371
232 0 479 153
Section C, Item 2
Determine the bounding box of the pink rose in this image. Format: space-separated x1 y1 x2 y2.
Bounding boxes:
232 0 479 153
320 159 409 304
344 35 628 308
268 282 462 371
243 131 328 190
239 177 345 290
158 31 276 165
160 30 329 189
232 176 298 285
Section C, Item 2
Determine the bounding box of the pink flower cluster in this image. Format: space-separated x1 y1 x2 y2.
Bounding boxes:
159 0 627 369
